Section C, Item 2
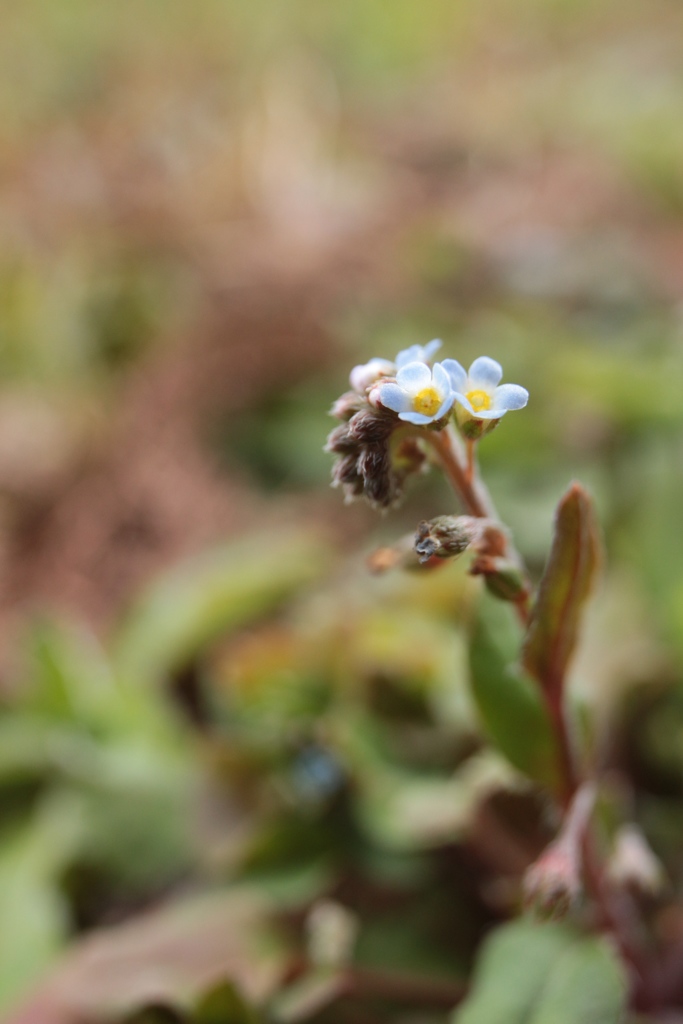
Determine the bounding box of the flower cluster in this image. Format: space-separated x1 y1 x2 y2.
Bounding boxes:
349 341 527 436
327 339 528 508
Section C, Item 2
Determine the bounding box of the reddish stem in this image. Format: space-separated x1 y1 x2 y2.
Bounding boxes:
427 426 531 626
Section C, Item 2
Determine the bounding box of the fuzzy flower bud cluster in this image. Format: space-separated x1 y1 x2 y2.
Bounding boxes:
326 398 426 509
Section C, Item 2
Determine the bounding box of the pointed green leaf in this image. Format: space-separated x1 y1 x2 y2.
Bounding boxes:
523 483 602 695
469 593 559 787
452 920 627 1024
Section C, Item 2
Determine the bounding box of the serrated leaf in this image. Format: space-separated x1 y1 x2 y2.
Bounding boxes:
523 483 602 696
452 920 627 1024
469 593 559 787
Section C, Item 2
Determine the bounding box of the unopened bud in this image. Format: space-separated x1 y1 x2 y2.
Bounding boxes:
414 516 483 564
455 406 501 441
607 825 665 896
330 391 366 422
306 900 358 969
470 555 528 603
348 408 395 445
524 843 581 920
350 359 395 395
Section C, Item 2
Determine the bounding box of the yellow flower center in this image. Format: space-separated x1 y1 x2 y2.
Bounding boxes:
466 389 491 413
413 387 442 417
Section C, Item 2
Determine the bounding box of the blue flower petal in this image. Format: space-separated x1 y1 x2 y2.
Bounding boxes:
468 357 503 390
493 383 529 411
441 359 467 392
423 338 443 360
376 382 411 413
435 392 455 419
399 409 438 425
396 339 442 368
468 408 505 420
453 391 474 415
396 361 432 391
431 361 453 398
395 344 422 369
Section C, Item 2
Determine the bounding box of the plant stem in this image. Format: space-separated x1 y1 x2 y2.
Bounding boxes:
428 426 493 519
426 427 649 996
427 425 531 625
466 438 476 485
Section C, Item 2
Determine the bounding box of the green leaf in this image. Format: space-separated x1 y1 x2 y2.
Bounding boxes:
194 980 262 1024
115 531 328 686
23 617 118 727
453 920 574 1024
527 938 628 1024
469 593 559 787
452 920 627 1024
523 483 602 696
0 799 79 1015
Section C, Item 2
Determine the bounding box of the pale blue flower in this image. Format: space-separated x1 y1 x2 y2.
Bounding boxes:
375 360 455 425
395 339 442 370
442 357 528 426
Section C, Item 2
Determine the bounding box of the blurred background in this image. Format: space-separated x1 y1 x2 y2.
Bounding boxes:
3 1 683 1021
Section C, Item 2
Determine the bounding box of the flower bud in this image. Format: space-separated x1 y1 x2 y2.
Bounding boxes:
414 516 473 563
330 391 366 422
350 358 396 394
455 408 501 441
524 843 581 920
607 825 665 896
306 900 358 969
470 555 528 603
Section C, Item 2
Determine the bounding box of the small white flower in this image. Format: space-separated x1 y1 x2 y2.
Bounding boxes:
443 356 528 436
349 358 396 394
395 338 442 370
349 341 442 394
375 360 455 425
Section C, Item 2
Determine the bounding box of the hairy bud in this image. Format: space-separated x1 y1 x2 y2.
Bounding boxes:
326 400 424 510
330 391 366 422
415 516 474 563
524 844 581 920
414 515 505 564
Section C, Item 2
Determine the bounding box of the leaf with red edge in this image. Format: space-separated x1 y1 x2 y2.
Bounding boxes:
523 483 602 697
